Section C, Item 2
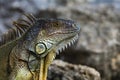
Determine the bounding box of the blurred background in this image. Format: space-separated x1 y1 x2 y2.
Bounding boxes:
0 0 120 80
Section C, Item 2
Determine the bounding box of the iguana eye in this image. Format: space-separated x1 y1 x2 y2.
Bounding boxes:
35 42 47 54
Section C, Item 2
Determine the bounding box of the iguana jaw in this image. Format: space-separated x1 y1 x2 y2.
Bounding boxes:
38 34 79 80
37 30 79 80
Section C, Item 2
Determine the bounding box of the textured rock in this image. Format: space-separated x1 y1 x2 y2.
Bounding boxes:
48 60 101 80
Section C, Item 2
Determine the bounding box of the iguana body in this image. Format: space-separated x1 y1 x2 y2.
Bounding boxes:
0 14 80 80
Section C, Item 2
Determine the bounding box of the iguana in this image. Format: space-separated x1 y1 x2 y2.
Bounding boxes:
0 14 80 80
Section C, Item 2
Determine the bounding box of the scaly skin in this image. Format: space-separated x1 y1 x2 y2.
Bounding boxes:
0 16 80 80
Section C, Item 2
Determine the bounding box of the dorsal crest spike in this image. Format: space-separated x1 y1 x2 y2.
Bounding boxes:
13 21 30 28
24 14 36 24
17 19 32 26
13 23 25 34
0 14 37 47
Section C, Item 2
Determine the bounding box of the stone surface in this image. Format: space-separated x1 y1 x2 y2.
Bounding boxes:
48 60 101 80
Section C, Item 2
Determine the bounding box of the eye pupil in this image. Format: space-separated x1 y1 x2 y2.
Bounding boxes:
35 43 46 54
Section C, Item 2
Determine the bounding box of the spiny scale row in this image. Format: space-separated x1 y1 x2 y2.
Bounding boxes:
0 14 36 46
56 35 78 54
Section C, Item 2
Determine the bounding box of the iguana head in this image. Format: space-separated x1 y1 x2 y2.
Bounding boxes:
27 19 80 58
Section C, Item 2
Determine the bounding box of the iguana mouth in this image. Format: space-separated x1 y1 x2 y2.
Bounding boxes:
49 29 79 36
